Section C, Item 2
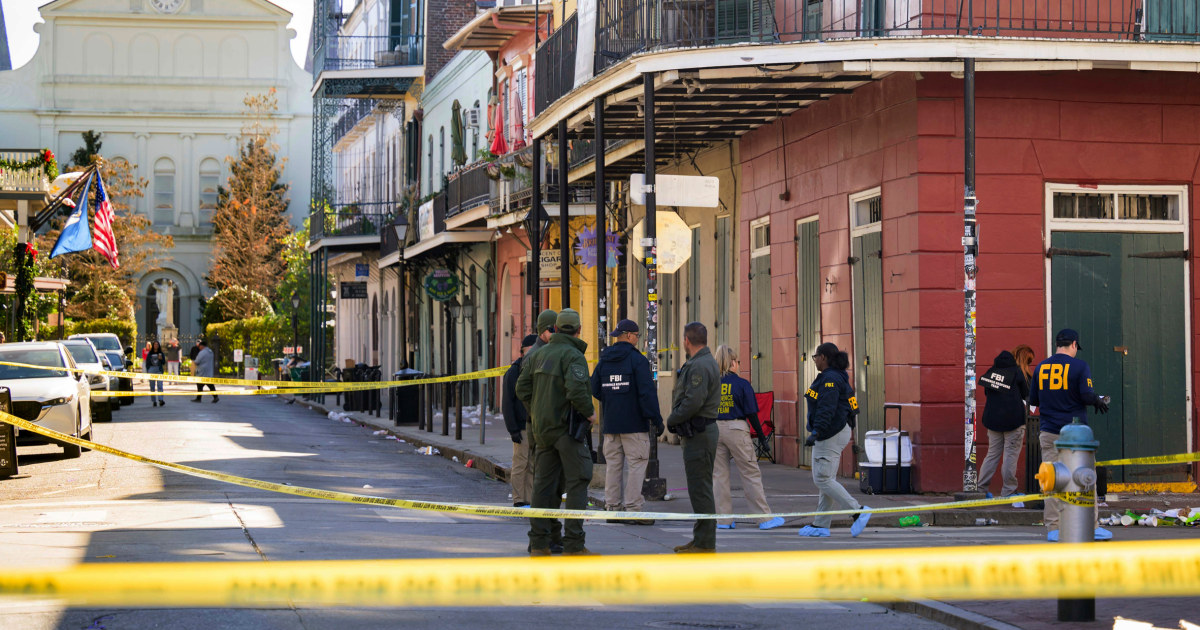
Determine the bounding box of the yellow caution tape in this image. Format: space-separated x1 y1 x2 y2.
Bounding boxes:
1097 451 1200 467
92 388 330 397
0 412 1086 521
0 359 506 391
1 540 1198 607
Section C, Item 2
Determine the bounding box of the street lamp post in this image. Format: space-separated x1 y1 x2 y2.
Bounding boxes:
290 291 300 359
392 217 409 370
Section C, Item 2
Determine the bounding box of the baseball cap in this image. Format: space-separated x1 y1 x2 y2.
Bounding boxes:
610 319 639 337
556 309 582 334
521 334 538 348
1055 328 1082 351
536 309 558 334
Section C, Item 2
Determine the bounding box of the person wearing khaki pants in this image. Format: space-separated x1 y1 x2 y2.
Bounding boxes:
712 345 783 530
503 335 538 506
591 319 663 525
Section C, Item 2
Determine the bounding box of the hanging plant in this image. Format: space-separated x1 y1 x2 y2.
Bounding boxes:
13 243 38 341
0 149 59 181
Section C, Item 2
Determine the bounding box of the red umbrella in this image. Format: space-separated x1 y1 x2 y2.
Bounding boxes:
489 98 508 156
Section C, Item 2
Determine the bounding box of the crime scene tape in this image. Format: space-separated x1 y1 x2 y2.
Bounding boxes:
0 359 506 391
2 540 1199 607
0 412 1092 520
1097 451 1200 467
92 388 331 397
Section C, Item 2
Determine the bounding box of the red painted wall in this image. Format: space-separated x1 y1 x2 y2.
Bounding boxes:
742 69 1200 491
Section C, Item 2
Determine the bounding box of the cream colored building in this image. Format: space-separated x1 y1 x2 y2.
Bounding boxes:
0 0 312 340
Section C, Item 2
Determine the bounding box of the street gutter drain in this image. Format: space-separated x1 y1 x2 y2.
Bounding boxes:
646 622 752 630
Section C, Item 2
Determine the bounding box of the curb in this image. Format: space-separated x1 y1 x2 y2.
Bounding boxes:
286 396 513 484
889 600 1023 630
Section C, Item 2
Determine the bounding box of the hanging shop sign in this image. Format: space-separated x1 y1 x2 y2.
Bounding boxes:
575 227 621 269
418 199 436 242
424 269 460 302
355 264 370 280
341 282 368 299
533 250 562 283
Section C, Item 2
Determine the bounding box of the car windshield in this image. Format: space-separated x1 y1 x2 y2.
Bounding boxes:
0 348 67 379
104 352 125 369
65 343 99 364
85 336 122 351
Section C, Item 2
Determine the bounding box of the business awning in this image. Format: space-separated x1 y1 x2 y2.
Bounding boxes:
403 230 494 260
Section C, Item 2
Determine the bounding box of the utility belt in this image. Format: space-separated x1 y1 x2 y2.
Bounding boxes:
670 417 715 439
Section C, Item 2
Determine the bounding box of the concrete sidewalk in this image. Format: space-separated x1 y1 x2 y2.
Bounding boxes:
287 394 1048 527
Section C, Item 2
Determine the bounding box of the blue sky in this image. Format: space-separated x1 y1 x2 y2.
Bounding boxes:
3 0 313 70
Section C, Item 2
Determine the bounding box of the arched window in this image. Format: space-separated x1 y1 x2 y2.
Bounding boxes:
153 157 175 227
198 158 220 227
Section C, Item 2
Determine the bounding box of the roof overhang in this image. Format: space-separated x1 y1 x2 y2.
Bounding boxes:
307 236 381 254
445 204 490 230
444 3 552 51
312 67 422 98
379 251 401 268
487 203 594 229
404 230 494 259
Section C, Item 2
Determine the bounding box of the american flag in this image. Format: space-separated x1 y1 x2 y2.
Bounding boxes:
92 176 120 269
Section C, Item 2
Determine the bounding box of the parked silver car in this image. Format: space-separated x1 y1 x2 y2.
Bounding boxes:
62 339 115 422
0 342 93 458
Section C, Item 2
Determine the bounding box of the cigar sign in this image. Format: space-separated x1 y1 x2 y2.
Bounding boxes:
424 269 460 301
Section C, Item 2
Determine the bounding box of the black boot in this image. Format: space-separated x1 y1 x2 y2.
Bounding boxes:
212 395 219 403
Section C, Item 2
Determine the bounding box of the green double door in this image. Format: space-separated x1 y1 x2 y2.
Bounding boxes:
1050 232 1188 482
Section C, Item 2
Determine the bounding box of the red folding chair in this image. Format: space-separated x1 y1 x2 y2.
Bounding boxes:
751 391 775 462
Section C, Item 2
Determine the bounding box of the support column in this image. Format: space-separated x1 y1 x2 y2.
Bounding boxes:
962 58 980 493
594 97 607 349
642 73 665 500
398 265 407 368
531 137 543 317
558 119 571 305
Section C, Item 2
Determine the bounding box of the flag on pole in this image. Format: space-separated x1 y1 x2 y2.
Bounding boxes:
49 173 94 258
92 175 120 269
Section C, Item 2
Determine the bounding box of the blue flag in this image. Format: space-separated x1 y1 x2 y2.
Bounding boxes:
50 174 94 258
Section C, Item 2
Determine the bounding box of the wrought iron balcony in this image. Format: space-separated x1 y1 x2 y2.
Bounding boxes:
318 34 425 73
446 161 493 219
537 0 1199 110
310 201 395 241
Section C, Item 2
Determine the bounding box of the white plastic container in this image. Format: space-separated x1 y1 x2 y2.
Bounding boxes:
864 430 913 465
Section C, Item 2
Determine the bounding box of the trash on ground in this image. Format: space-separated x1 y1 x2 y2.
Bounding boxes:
417 446 440 456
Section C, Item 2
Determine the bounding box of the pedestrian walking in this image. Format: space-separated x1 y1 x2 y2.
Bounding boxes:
145 341 167 407
666 322 721 553
711 345 783 531
191 340 218 403
166 340 181 376
1028 328 1111 542
591 319 662 525
504 334 538 507
977 349 1029 499
799 342 872 538
515 309 597 557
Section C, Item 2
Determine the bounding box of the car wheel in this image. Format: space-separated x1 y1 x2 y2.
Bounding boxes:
63 419 83 459
95 399 113 423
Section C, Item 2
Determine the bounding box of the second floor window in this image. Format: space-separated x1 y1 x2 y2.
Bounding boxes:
153 157 175 227
198 158 220 228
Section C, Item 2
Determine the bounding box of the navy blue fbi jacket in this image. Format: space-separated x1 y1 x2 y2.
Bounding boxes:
590 341 664 434
1028 353 1101 434
717 372 758 420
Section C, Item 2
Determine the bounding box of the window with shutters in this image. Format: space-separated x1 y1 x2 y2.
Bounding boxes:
516 69 529 133
198 158 220 228
153 157 175 227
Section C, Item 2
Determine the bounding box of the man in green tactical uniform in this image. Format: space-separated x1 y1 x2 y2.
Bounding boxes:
515 309 598 556
667 322 722 553
520 309 565 553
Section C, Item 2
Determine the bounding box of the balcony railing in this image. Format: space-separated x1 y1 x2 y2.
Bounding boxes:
311 201 395 241
0 150 51 194
488 146 598 216
319 35 425 73
333 100 377 143
538 0 1198 109
446 161 493 219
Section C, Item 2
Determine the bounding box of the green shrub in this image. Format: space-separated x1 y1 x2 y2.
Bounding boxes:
205 315 289 368
66 317 137 347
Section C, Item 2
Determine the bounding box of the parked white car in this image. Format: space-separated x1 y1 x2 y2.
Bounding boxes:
62 339 115 423
0 342 93 458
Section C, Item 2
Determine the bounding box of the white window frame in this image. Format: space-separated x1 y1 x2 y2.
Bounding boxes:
750 216 771 259
1042 182 1192 443
849 186 882 237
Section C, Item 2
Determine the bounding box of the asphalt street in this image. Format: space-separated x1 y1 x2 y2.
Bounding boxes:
1 387 1195 629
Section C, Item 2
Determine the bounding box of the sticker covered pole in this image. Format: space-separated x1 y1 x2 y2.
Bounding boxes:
641 72 665 500
962 57 979 493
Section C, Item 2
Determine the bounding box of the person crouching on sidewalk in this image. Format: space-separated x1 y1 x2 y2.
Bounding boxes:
712 345 783 531
799 342 871 538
